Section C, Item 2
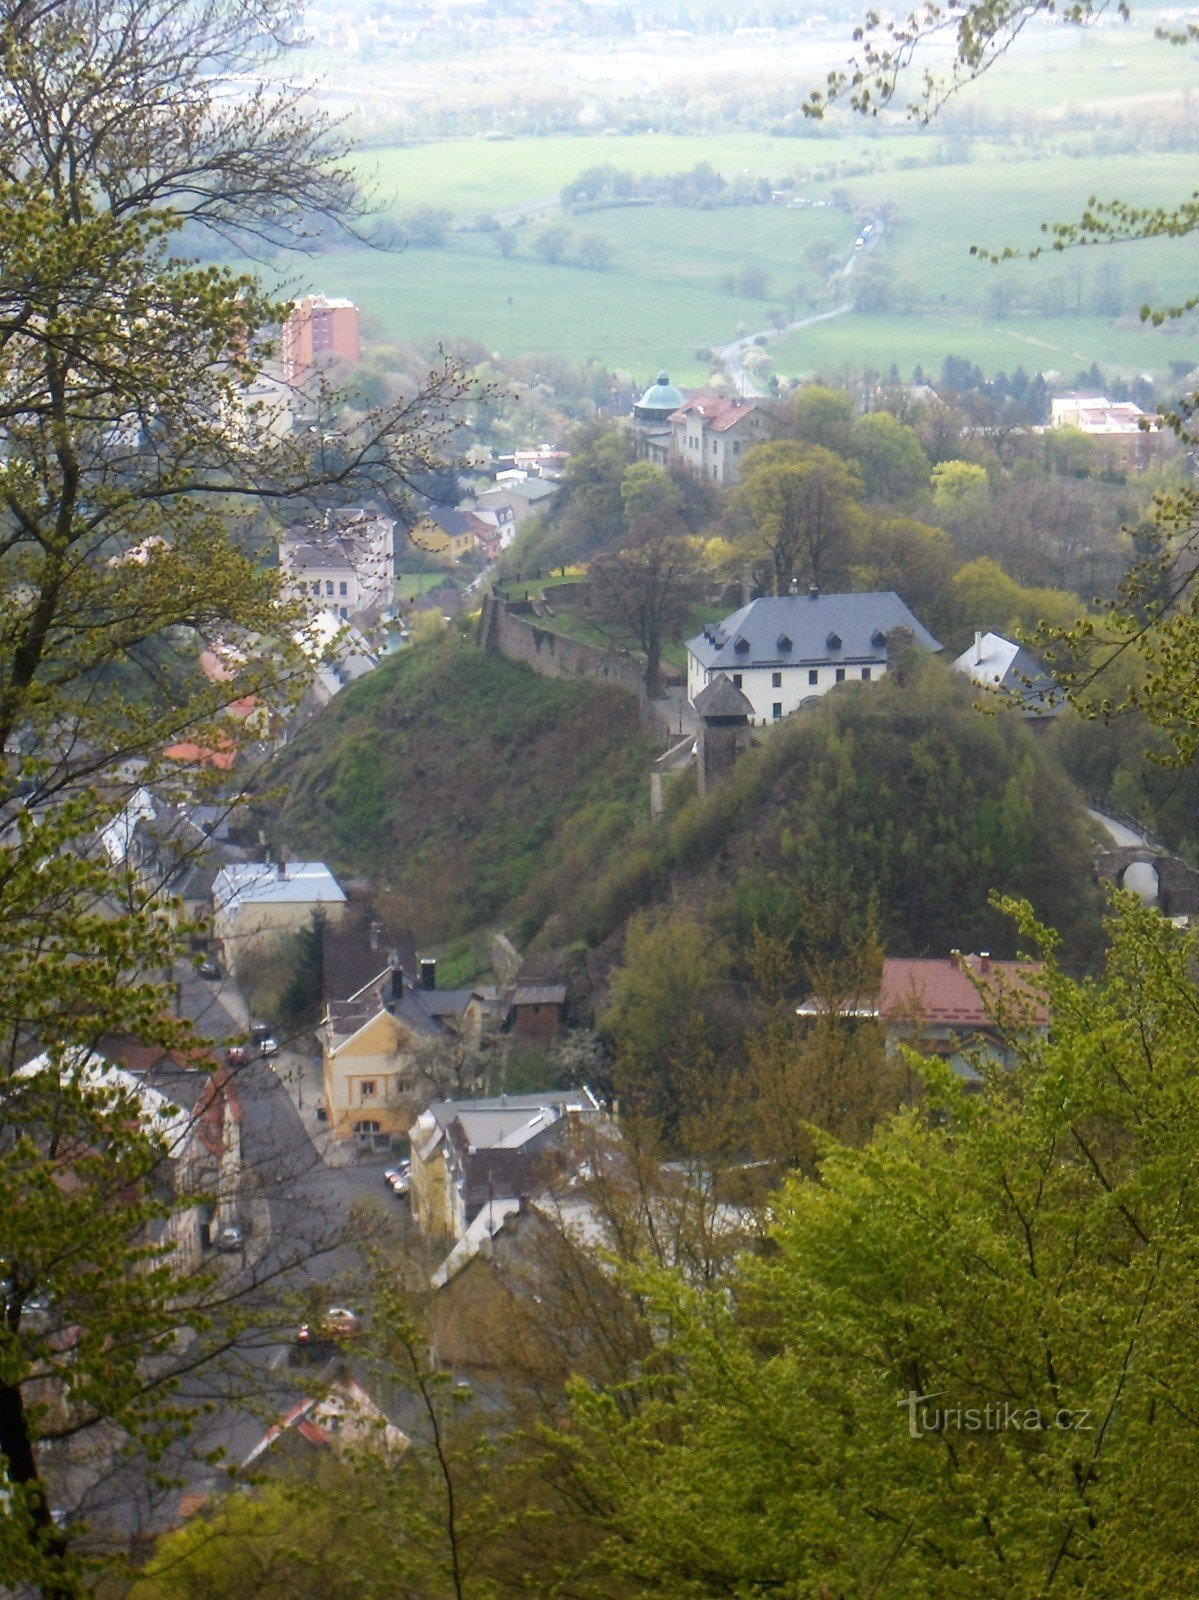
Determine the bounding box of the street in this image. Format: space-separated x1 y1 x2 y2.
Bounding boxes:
64 961 413 1545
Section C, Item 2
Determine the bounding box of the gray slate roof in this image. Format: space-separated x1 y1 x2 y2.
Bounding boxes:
687 592 941 672
692 676 754 720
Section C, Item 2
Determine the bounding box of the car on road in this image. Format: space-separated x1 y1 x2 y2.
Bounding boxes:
384 1162 411 1196
256 1035 280 1057
217 1224 243 1253
295 1306 362 1352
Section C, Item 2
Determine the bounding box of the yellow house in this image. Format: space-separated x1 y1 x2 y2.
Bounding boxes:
409 508 476 563
321 1007 428 1148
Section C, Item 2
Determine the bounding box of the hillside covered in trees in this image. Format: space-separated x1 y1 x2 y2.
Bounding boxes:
262 634 1106 1004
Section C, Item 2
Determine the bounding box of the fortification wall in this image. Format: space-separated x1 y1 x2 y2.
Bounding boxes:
477 593 647 702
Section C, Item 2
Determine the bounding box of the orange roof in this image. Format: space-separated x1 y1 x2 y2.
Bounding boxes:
880 955 1048 1030
162 739 236 771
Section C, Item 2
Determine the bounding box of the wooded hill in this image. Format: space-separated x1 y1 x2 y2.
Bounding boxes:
261 632 1106 1002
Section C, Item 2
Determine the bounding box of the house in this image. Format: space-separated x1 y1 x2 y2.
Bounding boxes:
408 1088 606 1246
321 956 487 1148
669 394 769 485
280 506 396 622
409 506 478 563
474 477 558 530
211 861 347 976
240 1375 407 1472
15 1048 230 1273
797 950 1049 1082
100 785 245 929
686 589 941 725
1050 394 1175 474
952 630 1062 718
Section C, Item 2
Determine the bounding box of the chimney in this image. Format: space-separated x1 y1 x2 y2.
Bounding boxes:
974 630 984 665
950 948 962 968
420 958 437 991
978 951 991 973
276 860 285 880
808 584 820 600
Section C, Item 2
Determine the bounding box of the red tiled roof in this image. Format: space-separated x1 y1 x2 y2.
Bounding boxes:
880 955 1048 1029
668 395 759 431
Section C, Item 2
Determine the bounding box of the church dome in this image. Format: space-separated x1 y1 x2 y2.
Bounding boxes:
634 371 686 422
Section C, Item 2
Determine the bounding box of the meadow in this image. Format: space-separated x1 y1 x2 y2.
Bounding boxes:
254 10 1199 390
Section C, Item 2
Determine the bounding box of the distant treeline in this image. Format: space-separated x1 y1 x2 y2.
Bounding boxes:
561 161 785 210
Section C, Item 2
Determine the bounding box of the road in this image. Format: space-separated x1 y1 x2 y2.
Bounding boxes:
67 962 411 1544
715 220 881 396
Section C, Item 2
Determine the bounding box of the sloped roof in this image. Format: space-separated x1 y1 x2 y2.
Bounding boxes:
688 592 940 671
214 861 346 922
951 631 1060 715
879 955 1048 1030
670 395 760 432
693 675 754 719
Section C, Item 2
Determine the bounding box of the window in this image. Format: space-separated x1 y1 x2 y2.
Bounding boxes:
360 1080 376 1099
325 580 334 596
772 702 782 719
808 669 818 686
732 441 740 455
771 671 782 688
732 673 742 687
835 667 845 683
339 581 348 596
861 667 871 680
339 606 348 619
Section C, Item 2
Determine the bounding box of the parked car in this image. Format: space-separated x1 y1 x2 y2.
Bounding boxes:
248 1020 272 1044
217 1224 243 1253
225 1045 247 1067
384 1161 411 1196
256 1035 280 1057
295 1306 362 1350
197 957 220 979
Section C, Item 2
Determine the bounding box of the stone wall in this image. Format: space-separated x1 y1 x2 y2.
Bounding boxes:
477 593 647 702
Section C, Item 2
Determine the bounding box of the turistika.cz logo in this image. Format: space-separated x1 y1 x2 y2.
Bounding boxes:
899 1391 1094 1439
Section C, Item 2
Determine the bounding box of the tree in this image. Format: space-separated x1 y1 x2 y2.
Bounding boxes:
851 410 931 504
550 897 1199 1599
589 517 703 697
730 440 863 594
574 232 614 270
533 224 572 264
0 1 467 1590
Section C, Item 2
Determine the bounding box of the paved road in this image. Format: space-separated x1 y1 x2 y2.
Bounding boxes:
69 963 411 1542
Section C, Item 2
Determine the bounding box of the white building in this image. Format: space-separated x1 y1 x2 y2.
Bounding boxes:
951 630 1061 718
280 507 396 622
686 590 940 725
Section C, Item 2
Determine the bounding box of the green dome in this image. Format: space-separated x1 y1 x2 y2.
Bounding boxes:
634 371 686 420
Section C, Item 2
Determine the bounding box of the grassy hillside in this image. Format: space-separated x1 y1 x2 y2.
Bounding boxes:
263 636 1106 998
261 636 659 951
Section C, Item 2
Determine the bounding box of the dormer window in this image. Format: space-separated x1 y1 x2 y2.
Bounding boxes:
776 634 793 651
734 636 750 654
871 629 887 648
826 632 842 650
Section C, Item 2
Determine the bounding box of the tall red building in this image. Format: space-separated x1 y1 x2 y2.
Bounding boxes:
282 294 361 383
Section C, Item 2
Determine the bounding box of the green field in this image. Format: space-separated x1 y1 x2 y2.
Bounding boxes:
279 139 1199 387
243 14 1199 392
